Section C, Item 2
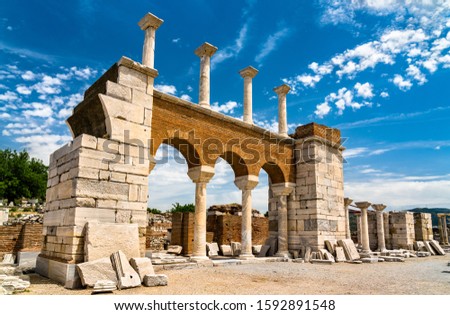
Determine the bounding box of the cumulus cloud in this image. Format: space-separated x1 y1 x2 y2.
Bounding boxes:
392 74 413 91
211 101 240 114
16 85 32 95
0 91 18 101
21 70 36 81
314 102 331 118
180 94 192 102
354 82 374 98
154 84 177 95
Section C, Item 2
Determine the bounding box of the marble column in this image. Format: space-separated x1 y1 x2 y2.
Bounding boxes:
187 166 215 261
234 175 259 259
355 201 371 253
239 66 258 124
355 212 362 245
438 214 449 245
138 13 164 68
195 42 218 108
272 182 295 258
344 198 353 239
372 204 387 252
273 84 290 137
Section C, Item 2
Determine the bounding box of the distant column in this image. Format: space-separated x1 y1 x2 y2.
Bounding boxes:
138 13 164 68
355 201 372 253
273 84 290 137
355 212 362 245
239 66 258 124
344 198 353 239
438 214 449 245
272 183 295 258
195 42 218 108
372 204 387 252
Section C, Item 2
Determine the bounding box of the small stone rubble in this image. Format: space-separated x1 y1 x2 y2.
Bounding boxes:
0 255 31 295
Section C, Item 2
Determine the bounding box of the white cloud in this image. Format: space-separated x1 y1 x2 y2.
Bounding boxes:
211 101 240 114
211 23 248 69
6 26 12 31
406 64 427 84
14 134 72 164
154 84 177 95
23 103 53 118
316 84 371 117
21 70 36 81
314 102 331 118
32 75 63 95
16 85 32 95
380 91 389 98
343 147 368 159
0 113 11 119
180 94 192 102
354 82 374 98
392 74 413 91
0 91 18 101
172 38 180 43
255 26 290 64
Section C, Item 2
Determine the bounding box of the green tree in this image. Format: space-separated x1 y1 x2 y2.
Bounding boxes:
169 202 195 213
0 149 48 203
147 207 162 214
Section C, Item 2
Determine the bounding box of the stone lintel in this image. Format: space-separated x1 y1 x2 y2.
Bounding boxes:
138 12 164 30
437 213 448 218
118 56 159 78
355 201 371 209
344 197 353 207
372 204 387 212
292 122 341 145
187 165 215 183
234 175 259 191
271 182 295 196
273 84 290 95
195 42 218 58
239 66 259 78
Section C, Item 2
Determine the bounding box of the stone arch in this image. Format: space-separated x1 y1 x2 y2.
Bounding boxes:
215 150 249 179
261 161 287 184
151 136 202 170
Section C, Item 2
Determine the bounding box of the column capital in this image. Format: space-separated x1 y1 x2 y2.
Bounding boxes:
372 204 387 212
195 42 218 58
355 201 371 209
187 165 215 183
274 84 291 96
437 213 448 218
234 175 259 191
344 197 353 207
271 182 295 196
239 66 259 79
138 12 164 30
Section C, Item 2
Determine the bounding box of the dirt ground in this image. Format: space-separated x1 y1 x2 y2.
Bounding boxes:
21 255 450 295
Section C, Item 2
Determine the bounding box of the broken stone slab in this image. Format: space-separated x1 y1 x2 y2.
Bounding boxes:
0 266 18 276
378 258 385 262
304 247 312 262
1 254 15 265
167 245 183 255
292 258 304 263
361 257 379 263
310 259 334 265
414 241 426 251
252 245 262 255
143 274 168 287
220 245 233 256
337 239 360 261
257 245 270 257
92 280 117 294
84 222 141 262
206 243 219 256
423 241 436 255
110 250 141 290
130 257 155 282
335 247 347 262
429 240 446 255
325 240 337 255
76 257 118 287
266 237 278 257
417 251 431 257
231 242 242 256
346 260 363 264
379 256 405 262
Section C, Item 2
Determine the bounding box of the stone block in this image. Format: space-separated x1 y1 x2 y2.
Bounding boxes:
361 257 379 263
304 247 312 262
424 241 437 255
337 239 360 261
310 259 334 265
252 245 262 255
325 240 337 255
76 257 118 287
129 257 154 282
1 254 15 264
167 245 182 255
379 256 405 262
334 247 346 262
84 222 140 262
118 65 148 91
231 242 242 256
206 243 219 256
17 251 39 270
106 81 132 102
257 245 270 257
429 240 446 255
92 279 117 294
111 250 141 289
143 274 168 287
220 245 233 256
417 251 431 257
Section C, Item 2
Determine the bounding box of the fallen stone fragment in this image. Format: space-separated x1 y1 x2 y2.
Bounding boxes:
206 243 219 256
220 245 233 256
167 245 183 255
231 242 242 256
429 240 446 255
111 251 141 289
361 257 378 263
252 245 262 255
423 241 436 255
310 259 334 265
292 258 304 263
346 260 362 264
334 247 347 262
130 257 154 282
304 247 312 262
416 251 431 257
143 274 168 287
337 239 360 261
92 280 117 294
1 254 15 265
379 256 405 262
77 257 117 287
325 240 337 255
257 245 270 257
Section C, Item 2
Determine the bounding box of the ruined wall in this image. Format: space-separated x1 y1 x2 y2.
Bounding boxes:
0 224 43 256
414 213 433 241
170 212 194 255
367 211 378 251
389 212 415 250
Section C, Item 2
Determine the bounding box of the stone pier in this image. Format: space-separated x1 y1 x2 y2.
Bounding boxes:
239 66 258 124
195 42 218 108
372 204 387 252
272 183 295 258
344 198 353 239
274 84 290 137
438 214 449 245
355 202 371 253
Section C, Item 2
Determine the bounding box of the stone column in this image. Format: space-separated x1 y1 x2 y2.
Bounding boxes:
138 13 164 68
195 42 218 108
273 84 290 137
272 183 295 257
239 66 258 124
372 204 387 252
355 212 362 245
234 175 259 259
438 214 449 245
344 198 353 239
187 166 215 261
355 202 371 253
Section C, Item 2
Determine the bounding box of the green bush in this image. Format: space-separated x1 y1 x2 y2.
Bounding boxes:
147 207 162 214
169 202 195 213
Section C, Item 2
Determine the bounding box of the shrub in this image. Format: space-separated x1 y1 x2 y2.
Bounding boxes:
169 202 195 213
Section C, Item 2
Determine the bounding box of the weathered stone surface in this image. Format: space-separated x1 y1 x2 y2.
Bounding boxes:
143 274 168 287
335 247 346 262
252 245 262 255
84 222 140 262
304 247 312 262
167 245 182 255
231 242 242 256
379 256 405 262
424 241 436 255
417 251 431 257
310 259 334 265
266 237 278 257
292 258 304 263
206 243 219 256
220 245 233 256
429 240 446 255
338 239 360 261
414 241 426 251
1 254 15 265
76 257 117 287
257 245 270 257
361 257 378 263
92 279 117 293
324 240 337 255
130 257 154 282
111 250 141 289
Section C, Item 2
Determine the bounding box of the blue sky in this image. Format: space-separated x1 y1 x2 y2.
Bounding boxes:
1 0 450 211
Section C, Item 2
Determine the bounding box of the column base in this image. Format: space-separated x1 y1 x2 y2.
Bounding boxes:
275 251 291 259
36 255 82 289
199 103 210 109
361 249 371 254
238 254 255 260
189 255 210 262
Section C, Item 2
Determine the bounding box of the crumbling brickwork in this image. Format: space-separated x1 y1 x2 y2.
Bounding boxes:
414 212 433 241
0 224 43 256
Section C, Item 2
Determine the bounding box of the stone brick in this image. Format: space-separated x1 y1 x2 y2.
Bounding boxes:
105 80 132 102
117 65 148 91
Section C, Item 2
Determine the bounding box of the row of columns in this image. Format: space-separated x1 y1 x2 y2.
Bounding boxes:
139 13 290 137
438 214 449 245
349 201 387 253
